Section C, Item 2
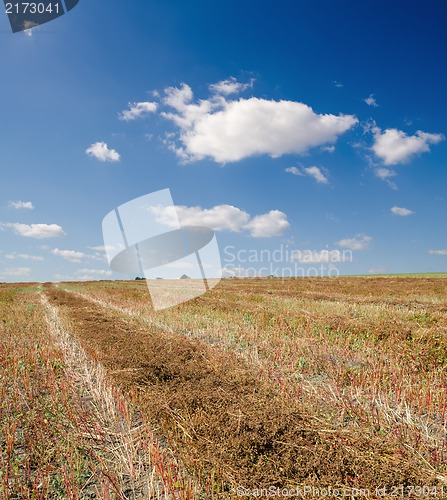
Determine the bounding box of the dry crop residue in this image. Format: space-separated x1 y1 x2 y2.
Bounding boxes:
43 284 440 494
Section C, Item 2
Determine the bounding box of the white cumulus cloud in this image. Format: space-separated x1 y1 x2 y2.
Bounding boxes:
119 101 157 121
8 200 34 210
209 77 254 96
52 249 88 263
245 210 290 238
86 142 121 162
175 205 251 232
160 82 358 163
1 223 66 239
391 206 414 216
336 234 372 251
148 203 289 238
372 127 444 165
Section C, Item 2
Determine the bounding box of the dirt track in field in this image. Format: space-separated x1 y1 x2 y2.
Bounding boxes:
43 284 439 493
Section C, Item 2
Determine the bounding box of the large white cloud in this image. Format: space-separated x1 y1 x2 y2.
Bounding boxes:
160 82 358 163
119 101 157 121
148 203 289 238
372 127 444 165
86 142 121 162
1 223 66 239
336 234 372 251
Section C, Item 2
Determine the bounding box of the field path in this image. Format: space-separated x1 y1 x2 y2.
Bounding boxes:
39 288 178 499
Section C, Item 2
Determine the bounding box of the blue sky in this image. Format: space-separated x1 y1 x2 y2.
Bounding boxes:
1 0 446 282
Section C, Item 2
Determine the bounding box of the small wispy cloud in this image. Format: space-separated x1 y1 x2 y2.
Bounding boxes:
375 168 396 180
5 253 44 261
0 267 31 277
303 166 329 184
285 166 304 176
429 250 447 256
364 94 378 107
285 165 329 184
391 206 414 216
373 167 398 189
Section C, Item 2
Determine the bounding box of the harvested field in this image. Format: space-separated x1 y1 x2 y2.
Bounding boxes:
2 277 447 497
